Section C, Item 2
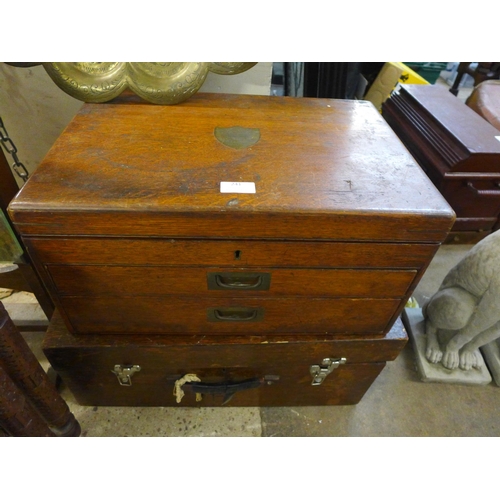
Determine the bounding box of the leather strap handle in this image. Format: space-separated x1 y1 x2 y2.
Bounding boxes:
184 377 264 395
182 376 279 404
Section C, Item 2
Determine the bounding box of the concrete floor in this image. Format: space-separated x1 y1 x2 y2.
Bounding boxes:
4 241 500 437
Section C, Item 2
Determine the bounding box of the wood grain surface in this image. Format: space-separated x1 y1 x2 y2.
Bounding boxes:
9 93 454 341
46 265 416 298
10 93 454 242
59 296 399 335
26 237 440 268
42 312 407 407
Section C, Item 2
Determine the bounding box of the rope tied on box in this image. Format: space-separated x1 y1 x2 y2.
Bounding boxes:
173 373 201 403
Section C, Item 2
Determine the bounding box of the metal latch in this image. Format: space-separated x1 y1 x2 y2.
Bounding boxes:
310 358 346 386
112 365 141 386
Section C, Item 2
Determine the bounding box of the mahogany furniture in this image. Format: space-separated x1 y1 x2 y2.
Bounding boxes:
383 84 500 242
8 93 454 406
0 302 80 436
0 361 54 436
449 62 500 97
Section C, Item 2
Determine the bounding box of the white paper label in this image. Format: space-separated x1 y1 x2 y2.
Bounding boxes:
495 136 500 143
220 182 256 194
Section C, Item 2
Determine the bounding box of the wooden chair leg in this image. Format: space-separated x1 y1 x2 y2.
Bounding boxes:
0 302 80 436
449 62 471 96
0 363 55 437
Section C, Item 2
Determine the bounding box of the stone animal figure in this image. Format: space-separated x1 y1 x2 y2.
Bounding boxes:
423 229 500 371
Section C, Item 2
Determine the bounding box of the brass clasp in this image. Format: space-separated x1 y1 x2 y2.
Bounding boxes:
112 365 141 386
310 358 346 386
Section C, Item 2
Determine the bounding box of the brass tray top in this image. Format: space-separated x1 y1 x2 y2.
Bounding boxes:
36 62 256 105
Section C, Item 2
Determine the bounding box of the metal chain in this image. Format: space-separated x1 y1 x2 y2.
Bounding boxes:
0 115 29 183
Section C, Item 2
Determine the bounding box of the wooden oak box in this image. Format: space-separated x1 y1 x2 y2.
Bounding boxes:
42 311 408 407
9 93 454 339
382 84 500 237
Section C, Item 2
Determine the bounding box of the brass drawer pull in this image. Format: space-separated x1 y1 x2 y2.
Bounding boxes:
207 272 271 291
208 307 264 322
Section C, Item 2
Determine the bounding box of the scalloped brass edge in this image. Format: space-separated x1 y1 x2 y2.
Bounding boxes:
126 62 209 105
43 62 128 103
41 62 258 105
207 62 257 75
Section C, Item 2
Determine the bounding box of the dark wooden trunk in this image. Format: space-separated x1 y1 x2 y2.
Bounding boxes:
43 312 407 407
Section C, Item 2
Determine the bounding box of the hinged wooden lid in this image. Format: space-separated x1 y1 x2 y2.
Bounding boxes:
9 93 454 242
385 84 500 173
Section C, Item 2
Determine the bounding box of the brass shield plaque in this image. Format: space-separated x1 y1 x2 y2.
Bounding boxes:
214 126 261 149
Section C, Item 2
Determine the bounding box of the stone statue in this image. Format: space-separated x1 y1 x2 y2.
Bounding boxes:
423 229 500 371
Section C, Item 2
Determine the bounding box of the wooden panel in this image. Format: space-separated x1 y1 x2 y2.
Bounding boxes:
27 237 439 269
9 94 454 242
444 230 492 245
0 266 29 292
47 265 417 298
452 218 497 232
53 361 385 407
439 179 500 220
59 296 400 335
382 84 500 173
42 312 408 407
13 210 454 242
43 312 408 360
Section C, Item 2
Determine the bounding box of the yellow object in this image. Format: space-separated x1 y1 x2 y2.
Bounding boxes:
405 296 420 308
364 62 429 111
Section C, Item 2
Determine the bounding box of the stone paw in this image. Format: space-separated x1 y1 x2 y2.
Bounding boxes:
442 350 460 370
425 346 443 364
459 350 482 371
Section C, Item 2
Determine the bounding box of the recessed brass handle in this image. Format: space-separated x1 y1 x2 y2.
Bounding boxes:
216 274 261 289
214 308 258 321
207 272 271 291
467 182 500 196
208 307 264 322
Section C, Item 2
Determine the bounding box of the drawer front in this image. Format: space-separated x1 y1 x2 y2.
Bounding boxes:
26 237 438 269
440 179 500 220
27 238 428 338
46 265 417 299
60 296 400 335
452 217 498 232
